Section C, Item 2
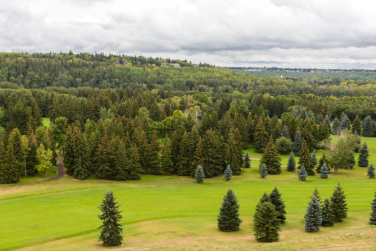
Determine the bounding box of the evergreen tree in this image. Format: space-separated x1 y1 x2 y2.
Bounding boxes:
95 135 116 180
72 127 90 180
293 131 303 156
0 140 6 183
253 202 281 243
25 132 39 176
227 128 243 175
298 140 314 176
332 118 341 135
114 139 130 181
370 192 376 225
217 189 242 231
324 115 331 134
269 187 286 224
287 152 296 171
358 142 369 167
340 114 351 131
321 198 334 227
194 165 205 183
9 128 25 174
320 163 329 179
352 115 362 135
311 150 317 166
298 165 307 181
362 116 374 137
3 142 19 183
192 139 204 176
254 120 269 153
258 192 270 205
224 165 232 181
130 145 141 180
63 126 75 175
330 183 348 222
316 153 330 173
367 164 375 178
305 196 322 232
281 125 290 138
201 130 223 178
161 136 174 174
260 135 281 175
147 131 161 175
312 188 321 204
244 151 251 168
98 191 123 247
260 163 268 178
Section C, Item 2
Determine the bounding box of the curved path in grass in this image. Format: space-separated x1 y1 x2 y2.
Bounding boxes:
48 157 65 180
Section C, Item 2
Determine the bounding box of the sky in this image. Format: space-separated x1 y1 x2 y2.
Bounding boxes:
1 0 376 69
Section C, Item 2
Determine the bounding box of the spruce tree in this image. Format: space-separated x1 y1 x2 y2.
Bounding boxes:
26 132 39 176
340 114 351 131
5 143 19 183
370 192 376 225
115 139 130 181
312 188 321 204
260 135 281 175
98 191 123 247
260 163 268 178
244 151 251 168
253 202 280 243
258 192 270 205
269 187 286 224
224 165 232 181
362 116 374 137
311 150 317 166
9 128 25 175
192 139 204 176
305 196 322 232
330 183 348 222
293 131 303 156
254 120 269 153
147 131 161 175
161 136 174 174
298 140 314 176
227 128 243 175
287 152 296 172
217 189 242 231
281 125 290 138
321 198 334 227
194 165 205 183
320 163 329 179
367 164 375 179
95 135 115 180
316 153 330 173
332 118 341 135
358 142 369 167
298 165 307 181
0 140 6 183
130 145 141 180
72 127 90 180
352 115 362 135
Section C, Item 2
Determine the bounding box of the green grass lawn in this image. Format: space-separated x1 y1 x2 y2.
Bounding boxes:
1 137 376 250
42 117 51 128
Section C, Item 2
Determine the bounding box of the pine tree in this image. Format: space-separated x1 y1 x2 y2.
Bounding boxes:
298 165 307 181
320 163 329 179
340 114 351 131
370 192 376 225
64 126 75 175
312 188 321 204
281 125 290 138
147 131 161 175
362 116 374 137
224 165 232 181
161 136 174 174
332 118 341 135
305 196 322 232
330 183 348 222
0 140 6 183
95 135 115 180
358 142 369 167
227 128 243 175
5 143 20 183
115 139 130 181
253 202 281 243
192 139 204 176
269 187 286 224
130 145 141 180
26 132 39 176
217 189 242 231
316 153 330 173
367 164 375 178
324 115 331 134
98 191 123 247
260 163 268 178
352 115 362 135
72 127 90 180
311 150 317 166
9 128 25 175
254 120 269 153
298 140 314 176
244 151 251 168
260 135 281 175
321 198 334 227
258 192 270 205
293 131 303 156
287 152 296 171
194 165 205 183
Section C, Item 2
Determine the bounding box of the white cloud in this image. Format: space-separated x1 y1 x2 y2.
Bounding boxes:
1 0 376 68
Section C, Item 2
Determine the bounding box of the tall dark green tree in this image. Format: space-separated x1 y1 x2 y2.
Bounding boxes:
260 135 281 175
217 189 242 231
269 187 286 224
362 116 374 137
114 139 130 181
244 151 251 168
358 142 369 167
330 183 348 222
367 164 375 178
287 152 295 172
351 115 362 135
293 131 303 156
253 202 280 243
98 191 123 247
227 128 243 175
298 140 314 175
332 118 341 135
161 136 174 174
370 192 376 225
340 114 351 131
147 131 161 175
8 128 24 175
95 135 115 180
321 198 334 227
130 145 141 180
305 196 322 232
4 143 19 183
254 120 269 153
25 132 39 176
0 140 6 183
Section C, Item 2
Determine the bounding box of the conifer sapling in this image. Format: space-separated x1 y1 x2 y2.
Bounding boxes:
330 183 348 222
298 165 307 181
320 162 329 179
224 165 232 181
370 192 376 225
253 202 281 242
305 196 322 232
321 198 334 227
244 151 251 168
260 163 268 178
367 164 375 178
269 187 286 224
287 152 296 172
217 189 242 231
194 165 205 183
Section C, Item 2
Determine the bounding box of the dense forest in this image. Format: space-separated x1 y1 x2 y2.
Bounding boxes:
0 52 376 183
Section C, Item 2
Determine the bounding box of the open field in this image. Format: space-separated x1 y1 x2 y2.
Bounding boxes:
1 137 376 250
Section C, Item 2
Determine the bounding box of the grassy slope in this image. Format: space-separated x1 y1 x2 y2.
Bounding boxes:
1 137 376 251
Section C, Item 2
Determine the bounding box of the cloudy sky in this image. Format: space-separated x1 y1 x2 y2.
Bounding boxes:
1 0 376 68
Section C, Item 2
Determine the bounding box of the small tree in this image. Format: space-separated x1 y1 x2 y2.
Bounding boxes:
287 152 295 172
320 163 329 179
311 150 317 166
260 163 268 178
367 164 375 179
294 131 303 156
98 191 123 247
298 140 314 175
330 183 348 222
260 135 281 174
224 165 232 181
194 165 205 183
312 188 321 204
217 189 242 231
370 192 376 225
316 153 330 173
321 198 334 227
36 143 54 177
244 151 251 168
253 202 281 242
305 196 322 232
269 187 286 224
358 142 369 167
362 116 374 137
298 165 307 181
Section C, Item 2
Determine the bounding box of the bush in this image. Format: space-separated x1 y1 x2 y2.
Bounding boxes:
276 136 293 154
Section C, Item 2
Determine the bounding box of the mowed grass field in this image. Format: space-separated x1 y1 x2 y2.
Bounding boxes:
1 137 376 250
